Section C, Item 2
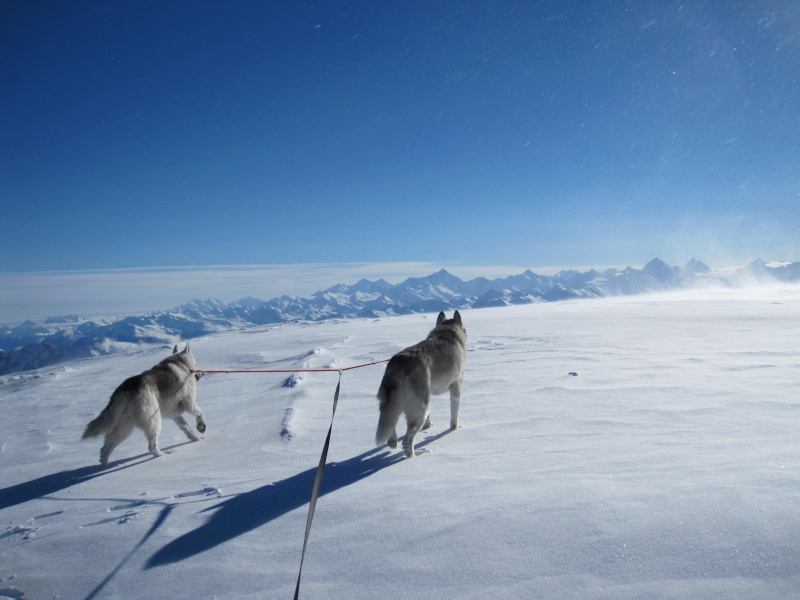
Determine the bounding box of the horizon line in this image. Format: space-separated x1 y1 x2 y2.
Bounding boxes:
3 254 767 279
0 257 790 324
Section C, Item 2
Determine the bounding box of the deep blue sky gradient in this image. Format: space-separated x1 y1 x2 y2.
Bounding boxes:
2 1 799 274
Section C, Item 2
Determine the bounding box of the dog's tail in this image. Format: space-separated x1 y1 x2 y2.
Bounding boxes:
375 379 403 446
82 396 119 439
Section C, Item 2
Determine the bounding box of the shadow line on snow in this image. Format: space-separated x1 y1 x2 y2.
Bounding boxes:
84 504 176 600
0 441 194 511
146 430 452 568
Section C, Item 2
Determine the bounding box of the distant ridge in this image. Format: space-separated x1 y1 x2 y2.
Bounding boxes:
2 258 799 376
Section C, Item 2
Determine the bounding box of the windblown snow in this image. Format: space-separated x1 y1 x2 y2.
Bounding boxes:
0 289 798 599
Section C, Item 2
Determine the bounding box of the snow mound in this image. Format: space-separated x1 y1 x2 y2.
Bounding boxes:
1 290 799 599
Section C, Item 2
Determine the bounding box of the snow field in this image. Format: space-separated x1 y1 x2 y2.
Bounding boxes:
0 289 798 599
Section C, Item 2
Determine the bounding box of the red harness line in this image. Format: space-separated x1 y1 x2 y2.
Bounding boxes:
195 358 389 376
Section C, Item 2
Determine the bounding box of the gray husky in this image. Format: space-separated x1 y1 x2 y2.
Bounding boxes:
82 344 206 466
375 311 467 457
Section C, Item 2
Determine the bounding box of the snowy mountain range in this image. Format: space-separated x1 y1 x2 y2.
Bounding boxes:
2 257 798 376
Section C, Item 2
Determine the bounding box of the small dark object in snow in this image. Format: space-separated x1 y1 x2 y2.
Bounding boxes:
282 373 304 388
568 372 578 376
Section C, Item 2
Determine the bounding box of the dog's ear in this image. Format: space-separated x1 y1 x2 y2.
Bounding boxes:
173 345 179 354
183 343 191 354
436 311 446 326
453 310 462 326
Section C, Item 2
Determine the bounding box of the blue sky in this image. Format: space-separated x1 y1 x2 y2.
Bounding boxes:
2 2 799 319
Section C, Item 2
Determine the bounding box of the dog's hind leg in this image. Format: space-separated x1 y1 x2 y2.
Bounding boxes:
402 395 430 458
100 421 134 467
173 415 201 442
141 410 164 458
376 408 401 449
402 416 426 458
146 435 163 458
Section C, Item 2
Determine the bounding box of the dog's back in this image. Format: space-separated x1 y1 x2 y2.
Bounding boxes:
82 373 146 439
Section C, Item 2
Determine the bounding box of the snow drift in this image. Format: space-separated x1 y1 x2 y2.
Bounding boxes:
1 288 798 598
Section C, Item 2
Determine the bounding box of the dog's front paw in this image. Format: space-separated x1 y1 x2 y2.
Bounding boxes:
197 420 207 434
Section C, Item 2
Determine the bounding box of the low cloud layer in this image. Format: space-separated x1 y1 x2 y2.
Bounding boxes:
0 262 537 323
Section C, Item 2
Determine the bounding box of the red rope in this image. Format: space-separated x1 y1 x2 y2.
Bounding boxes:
196 358 389 376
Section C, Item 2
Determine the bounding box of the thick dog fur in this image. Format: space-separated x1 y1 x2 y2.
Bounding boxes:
82 344 206 466
375 311 467 457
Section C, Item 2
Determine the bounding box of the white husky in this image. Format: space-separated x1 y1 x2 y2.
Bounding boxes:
82 344 206 466
375 311 467 457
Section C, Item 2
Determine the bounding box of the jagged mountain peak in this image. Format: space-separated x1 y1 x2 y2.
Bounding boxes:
684 258 710 273
642 257 680 281
409 268 461 285
229 296 266 309
643 257 669 270
175 298 227 313
315 277 393 298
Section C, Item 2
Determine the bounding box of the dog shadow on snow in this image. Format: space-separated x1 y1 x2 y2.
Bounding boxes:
0 442 195 511
146 430 452 568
